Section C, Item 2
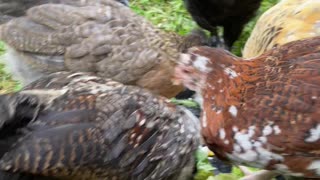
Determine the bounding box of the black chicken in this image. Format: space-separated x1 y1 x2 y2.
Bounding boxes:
0 0 129 24
183 0 262 50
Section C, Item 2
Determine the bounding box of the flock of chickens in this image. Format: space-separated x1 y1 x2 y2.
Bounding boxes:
0 0 319 179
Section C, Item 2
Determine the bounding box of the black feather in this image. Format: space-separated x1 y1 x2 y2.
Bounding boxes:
184 0 262 49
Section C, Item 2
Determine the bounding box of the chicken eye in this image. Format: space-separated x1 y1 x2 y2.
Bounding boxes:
183 69 191 74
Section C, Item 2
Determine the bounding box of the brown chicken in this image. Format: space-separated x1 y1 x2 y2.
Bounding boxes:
0 0 208 98
0 72 200 180
243 0 320 58
173 36 320 179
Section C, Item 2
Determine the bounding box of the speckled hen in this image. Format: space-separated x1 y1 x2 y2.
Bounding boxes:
0 0 208 98
0 72 200 180
173 37 320 179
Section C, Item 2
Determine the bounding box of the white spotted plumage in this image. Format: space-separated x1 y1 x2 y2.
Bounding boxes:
228 105 238 117
305 124 320 143
192 55 212 73
307 160 320 176
219 129 226 140
223 67 238 79
262 125 273 136
202 111 207 128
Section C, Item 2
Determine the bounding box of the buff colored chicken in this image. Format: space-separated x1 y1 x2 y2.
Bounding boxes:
0 0 208 98
173 36 320 179
0 72 200 180
243 0 320 58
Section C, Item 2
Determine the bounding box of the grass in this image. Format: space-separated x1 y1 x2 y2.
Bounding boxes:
0 42 20 93
131 0 196 35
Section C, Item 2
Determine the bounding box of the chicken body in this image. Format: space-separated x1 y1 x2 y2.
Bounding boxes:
0 0 208 98
173 37 320 178
0 72 200 180
183 0 262 49
243 0 320 58
0 0 129 24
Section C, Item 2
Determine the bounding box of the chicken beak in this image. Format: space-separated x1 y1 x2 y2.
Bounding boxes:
172 78 182 85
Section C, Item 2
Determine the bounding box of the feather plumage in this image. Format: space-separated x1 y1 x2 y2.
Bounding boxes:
0 72 200 179
243 0 320 58
183 0 262 49
173 36 320 178
0 0 129 24
0 0 208 98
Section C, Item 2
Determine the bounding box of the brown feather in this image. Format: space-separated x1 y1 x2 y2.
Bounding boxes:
0 72 201 179
174 36 320 178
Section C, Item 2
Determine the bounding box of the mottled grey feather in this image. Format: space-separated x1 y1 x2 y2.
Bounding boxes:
0 0 208 98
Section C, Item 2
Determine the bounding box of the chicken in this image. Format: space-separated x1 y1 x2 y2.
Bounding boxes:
183 0 262 50
0 0 129 24
0 71 200 180
0 0 208 98
243 0 320 58
173 36 320 179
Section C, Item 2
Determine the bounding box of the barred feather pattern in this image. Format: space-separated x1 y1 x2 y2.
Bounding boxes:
0 72 200 180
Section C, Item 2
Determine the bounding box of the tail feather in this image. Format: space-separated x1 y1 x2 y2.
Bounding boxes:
0 93 40 158
0 93 58 179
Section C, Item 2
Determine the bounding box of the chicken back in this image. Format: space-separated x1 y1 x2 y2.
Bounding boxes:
0 72 200 179
0 0 208 98
173 36 320 178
